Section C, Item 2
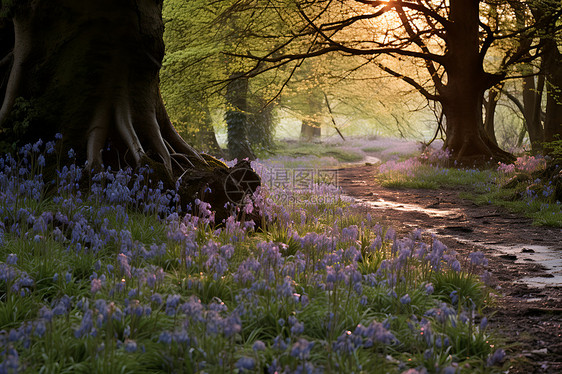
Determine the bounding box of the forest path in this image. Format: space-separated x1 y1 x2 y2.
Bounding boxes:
337 163 562 374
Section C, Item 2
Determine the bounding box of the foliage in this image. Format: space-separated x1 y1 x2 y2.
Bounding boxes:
0 98 40 154
544 138 562 164
0 138 505 372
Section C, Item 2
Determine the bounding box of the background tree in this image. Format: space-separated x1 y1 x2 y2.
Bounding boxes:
234 0 562 163
161 0 283 158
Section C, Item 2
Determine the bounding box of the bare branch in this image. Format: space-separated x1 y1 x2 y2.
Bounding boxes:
374 61 440 101
353 0 452 28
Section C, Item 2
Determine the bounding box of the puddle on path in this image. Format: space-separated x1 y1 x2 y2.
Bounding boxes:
487 244 562 288
450 239 562 288
365 199 464 220
363 156 382 164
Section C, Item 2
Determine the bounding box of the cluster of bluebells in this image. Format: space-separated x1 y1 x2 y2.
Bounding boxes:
0 140 504 373
419 147 451 166
379 158 424 178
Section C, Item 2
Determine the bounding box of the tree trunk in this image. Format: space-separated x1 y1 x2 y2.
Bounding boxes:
440 0 513 164
0 15 13 108
300 94 322 140
542 38 562 142
521 74 545 150
300 121 321 140
178 108 224 158
483 84 502 147
225 73 255 160
0 0 259 218
514 2 545 152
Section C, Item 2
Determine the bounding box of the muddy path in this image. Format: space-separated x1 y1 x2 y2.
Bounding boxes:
337 164 562 373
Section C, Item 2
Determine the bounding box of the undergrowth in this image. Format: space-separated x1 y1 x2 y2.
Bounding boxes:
0 137 506 373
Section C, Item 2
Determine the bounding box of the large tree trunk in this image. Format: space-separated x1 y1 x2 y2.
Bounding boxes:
0 0 259 217
441 0 513 164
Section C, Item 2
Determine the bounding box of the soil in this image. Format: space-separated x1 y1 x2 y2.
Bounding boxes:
337 163 562 373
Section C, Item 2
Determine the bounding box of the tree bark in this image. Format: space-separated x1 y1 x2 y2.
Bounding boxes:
542 38 562 142
225 73 255 160
0 0 259 218
300 93 322 140
514 2 545 152
483 84 502 147
440 0 513 164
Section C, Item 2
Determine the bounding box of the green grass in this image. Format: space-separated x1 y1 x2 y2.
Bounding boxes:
376 161 562 227
271 141 365 163
0 143 507 373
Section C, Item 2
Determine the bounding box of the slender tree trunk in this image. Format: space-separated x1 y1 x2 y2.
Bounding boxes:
542 38 562 142
440 0 512 164
514 2 545 152
483 84 502 147
225 73 255 160
300 94 322 140
0 15 13 108
521 74 545 150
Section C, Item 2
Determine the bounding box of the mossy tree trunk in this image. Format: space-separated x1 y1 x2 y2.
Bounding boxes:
225 73 255 160
0 0 259 218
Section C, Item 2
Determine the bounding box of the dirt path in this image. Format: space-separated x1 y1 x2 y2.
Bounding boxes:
337 164 562 373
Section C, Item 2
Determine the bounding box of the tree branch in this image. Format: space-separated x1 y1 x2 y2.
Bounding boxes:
374 61 441 101
353 0 452 28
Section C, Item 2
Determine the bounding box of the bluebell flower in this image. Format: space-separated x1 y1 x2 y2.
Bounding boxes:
39 306 53 322
291 322 305 336
253 340 266 351
91 278 102 294
442 366 458 374
74 310 94 338
486 349 506 366
469 251 488 267
450 260 461 272
173 330 190 345
0 348 19 373
400 294 411 304
290 338 314 359
8 329 21 342
235 357 255 372
480 317 488 330
35 321 46 337
424 283 434 295
159 331 172 345
37 154 45 168
124 340 137 353
273 335 288 351
450 291 458 304
6 253 17 265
